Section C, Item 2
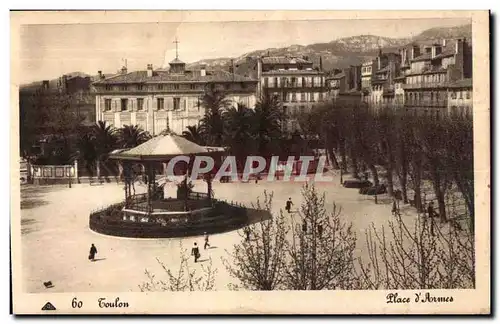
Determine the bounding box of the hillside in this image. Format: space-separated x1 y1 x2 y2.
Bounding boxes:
187 24 472 73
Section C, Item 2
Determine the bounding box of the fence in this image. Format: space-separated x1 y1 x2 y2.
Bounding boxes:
31 161 78 185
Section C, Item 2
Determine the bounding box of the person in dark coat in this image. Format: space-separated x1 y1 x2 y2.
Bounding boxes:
204 232 210 250
285 198 293 213
191 243 200 263
244 227 251 242
302 220 308 233
89 244 97 261
317 224 323 238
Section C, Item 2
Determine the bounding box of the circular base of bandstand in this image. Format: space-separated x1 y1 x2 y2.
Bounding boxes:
89 199 249 239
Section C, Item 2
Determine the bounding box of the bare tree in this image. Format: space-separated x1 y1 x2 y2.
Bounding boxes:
283 184 358 290
139 243 217 292
357 208 475 290
223 191 288 290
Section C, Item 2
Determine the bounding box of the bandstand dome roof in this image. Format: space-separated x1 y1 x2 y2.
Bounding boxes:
109 134 213 161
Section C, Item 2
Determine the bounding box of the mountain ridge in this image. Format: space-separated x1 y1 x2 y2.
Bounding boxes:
187 24 471 73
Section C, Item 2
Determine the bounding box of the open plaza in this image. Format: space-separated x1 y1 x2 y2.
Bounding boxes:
20 169 425 293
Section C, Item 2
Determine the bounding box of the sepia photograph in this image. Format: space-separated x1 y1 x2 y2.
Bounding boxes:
10 10 490 314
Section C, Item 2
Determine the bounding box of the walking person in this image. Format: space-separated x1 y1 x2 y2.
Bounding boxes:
191 242 200 263
204 232 210 250
244 227 251 242
285 197 294 214
88 244 98 262
302 219 308 233
392 199 399 216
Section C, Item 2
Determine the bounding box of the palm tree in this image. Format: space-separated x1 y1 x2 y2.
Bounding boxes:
75 132 98 177
199 86 232 146
92 121 118 179
253 94 283 156
119 124 151 149
223 103 256 170
182 125 205 145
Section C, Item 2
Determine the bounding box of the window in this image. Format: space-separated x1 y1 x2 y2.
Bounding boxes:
283 106 288 115
430 92 434 101
105 99 112 111
451 91 457 99
301 93 306 102
291 77 297 87
282 92 288 102
121 85 128 91
459 91 463 99
137 84 144 91
174 84 180 90
173 97 181 110
190 84 196 90
105 85 112 91
158 84 164 90
291 93 297 102
157 98 164 110
319 92 323 101
225 84 231 90
466 91 471 99
241 82 247 89
311 92 315 102
137 98 144 110
121 98 128 111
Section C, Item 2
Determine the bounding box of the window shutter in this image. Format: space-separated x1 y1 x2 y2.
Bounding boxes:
166 97 173 110
112 99 118 112
153 98 158 111
100 98 105 112
131 99 136 112
183 98 187 111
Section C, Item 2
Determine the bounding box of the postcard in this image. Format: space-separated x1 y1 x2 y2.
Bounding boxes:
10 10 490 314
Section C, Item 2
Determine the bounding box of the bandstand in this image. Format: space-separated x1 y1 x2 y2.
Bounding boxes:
88 134 248 238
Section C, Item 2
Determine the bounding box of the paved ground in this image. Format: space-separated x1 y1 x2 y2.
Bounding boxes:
20 172 421 293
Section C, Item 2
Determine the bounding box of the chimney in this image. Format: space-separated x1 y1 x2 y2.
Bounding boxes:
98 71 103 79
147 64 153 77
431 46 437 59
319 56 323 71
121 66 128 74
442 39 447 47
455 38 464 54
229 59 234 74
200 64 206 77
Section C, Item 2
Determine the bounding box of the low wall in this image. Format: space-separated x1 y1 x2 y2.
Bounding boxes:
89 200 248 238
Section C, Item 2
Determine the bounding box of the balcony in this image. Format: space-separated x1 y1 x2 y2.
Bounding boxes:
265 82 323 89
404 99 447 108
402 82 447 90
382 86 395 97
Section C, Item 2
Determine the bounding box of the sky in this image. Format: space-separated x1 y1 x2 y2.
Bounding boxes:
17 17 470 84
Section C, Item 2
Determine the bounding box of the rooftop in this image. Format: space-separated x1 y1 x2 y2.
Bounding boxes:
262 69 324 75
169 58 185 65
93 69 257 85
261 56 312 65
446 78 473 89
327 72 345 80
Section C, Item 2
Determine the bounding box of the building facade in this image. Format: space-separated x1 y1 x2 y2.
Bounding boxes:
325 38 473 117
93 58 258 136
399 38 472 116
256 56 328 132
